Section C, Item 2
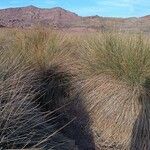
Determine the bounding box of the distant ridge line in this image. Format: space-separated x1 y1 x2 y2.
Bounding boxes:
0 6 149 32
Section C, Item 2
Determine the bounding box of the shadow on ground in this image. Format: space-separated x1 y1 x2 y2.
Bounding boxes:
130 78 150 150
34 66 96 150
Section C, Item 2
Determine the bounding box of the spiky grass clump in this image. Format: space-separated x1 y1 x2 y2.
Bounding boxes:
77 32 150 149
23 28 75 69
78 75 142 149
0 28 77 149
0 68 76 149
81 32 150 86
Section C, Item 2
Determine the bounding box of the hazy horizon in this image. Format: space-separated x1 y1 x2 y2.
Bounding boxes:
0 0 150 18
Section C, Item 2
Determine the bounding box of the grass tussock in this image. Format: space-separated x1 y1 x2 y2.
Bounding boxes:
76 32 150 149
0 28 78 149
0 69 76 149
81 32 150 86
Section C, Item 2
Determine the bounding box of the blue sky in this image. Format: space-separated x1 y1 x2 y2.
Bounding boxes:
0 0 150 17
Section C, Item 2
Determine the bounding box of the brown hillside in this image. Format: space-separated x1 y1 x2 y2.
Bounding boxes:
0 6 150 32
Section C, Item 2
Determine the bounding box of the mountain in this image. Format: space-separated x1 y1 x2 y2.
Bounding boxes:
0 6 150 32
0 5 80 28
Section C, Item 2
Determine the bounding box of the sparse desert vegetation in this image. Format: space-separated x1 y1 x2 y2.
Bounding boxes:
0 27 150 150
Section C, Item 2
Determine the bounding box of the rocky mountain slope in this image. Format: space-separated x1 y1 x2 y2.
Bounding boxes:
0 5 150 32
